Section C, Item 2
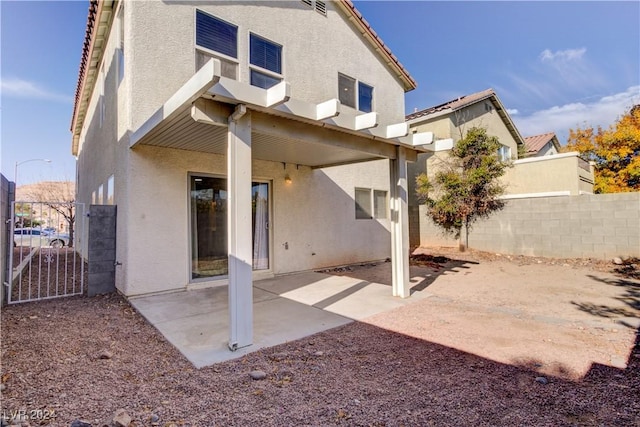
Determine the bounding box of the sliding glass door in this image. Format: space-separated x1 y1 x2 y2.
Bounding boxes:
190 176 270 280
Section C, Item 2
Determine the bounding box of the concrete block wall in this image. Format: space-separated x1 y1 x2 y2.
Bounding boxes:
88 205 117 296
418 193 640 259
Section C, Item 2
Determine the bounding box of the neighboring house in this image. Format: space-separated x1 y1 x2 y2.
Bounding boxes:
404 88 525 246
523 132 561 157
70 0 441 350
405 89 594 248
406 88 524 162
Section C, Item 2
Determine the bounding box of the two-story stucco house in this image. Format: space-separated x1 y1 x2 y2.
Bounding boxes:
70 0 442 350
405 88 594 248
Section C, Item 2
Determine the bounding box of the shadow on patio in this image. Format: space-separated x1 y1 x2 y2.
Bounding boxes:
128 261 472 368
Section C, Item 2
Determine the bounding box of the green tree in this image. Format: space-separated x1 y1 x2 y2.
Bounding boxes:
416 127 509 251
564 105 640 193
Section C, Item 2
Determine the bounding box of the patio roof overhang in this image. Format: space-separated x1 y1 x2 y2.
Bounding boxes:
128 58 448 352
130 59 450 168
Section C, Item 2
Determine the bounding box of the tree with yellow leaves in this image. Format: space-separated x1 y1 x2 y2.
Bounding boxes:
565 105 640 193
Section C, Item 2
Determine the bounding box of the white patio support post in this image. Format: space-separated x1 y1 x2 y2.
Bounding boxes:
389 145 411 298
227 105 253 350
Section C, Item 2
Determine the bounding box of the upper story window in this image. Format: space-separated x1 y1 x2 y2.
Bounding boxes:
338 73 374 113
195 10 238 59
249 33 282 89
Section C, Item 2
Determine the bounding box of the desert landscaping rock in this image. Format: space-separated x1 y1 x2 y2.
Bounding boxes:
1 248 638 425
98 350 113 360
111 409 131 427
70 421 92 427
613 257 624 265
535 376 548 385
249 370 267 380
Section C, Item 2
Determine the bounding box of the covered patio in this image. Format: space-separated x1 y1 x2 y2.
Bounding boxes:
129 271 430 367
129 58 451 354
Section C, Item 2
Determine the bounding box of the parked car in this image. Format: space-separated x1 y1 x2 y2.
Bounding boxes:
13 228 70 248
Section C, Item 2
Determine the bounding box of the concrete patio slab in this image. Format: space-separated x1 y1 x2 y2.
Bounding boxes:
130 271 426 367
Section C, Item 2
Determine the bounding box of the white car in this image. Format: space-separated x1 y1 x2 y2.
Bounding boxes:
13 228 70 248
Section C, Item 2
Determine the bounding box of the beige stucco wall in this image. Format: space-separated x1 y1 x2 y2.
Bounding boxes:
502 152 594 196
409 103 519 156
122 146 391 296
75 1 410 296
128 0 407 131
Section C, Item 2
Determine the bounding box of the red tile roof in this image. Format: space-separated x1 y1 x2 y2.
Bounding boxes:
405 88 496 121
524 132 557 155
337 0 417 91
70 0 98 133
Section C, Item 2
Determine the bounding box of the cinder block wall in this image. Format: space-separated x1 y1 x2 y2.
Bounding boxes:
419 193 640 259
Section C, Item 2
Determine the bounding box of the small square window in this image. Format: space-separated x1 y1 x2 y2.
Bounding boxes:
339 73 374 112
355 188 372 219
339 73 356 108
196 10 238 59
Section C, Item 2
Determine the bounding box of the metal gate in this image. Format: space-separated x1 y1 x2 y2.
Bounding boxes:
7 201 86 304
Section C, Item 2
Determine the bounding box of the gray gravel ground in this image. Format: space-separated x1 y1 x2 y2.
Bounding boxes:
1 250 639 426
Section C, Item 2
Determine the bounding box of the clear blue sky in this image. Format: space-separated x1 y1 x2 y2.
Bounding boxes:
1 1 639 185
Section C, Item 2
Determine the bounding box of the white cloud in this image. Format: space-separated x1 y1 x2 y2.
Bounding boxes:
506 108 519 115
0 77 72 103
513 86 640 142
539 47 587 63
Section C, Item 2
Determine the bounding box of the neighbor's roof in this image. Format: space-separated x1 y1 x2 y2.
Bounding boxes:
405 88 525 146
405 88 496 121
70 0 417 155
524 132 560 155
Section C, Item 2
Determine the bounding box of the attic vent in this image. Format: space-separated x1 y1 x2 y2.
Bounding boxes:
315 1 326 15
301 0 327 16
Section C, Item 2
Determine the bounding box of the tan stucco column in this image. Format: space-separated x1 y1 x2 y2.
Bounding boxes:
389 145 411 298
227 106 253 350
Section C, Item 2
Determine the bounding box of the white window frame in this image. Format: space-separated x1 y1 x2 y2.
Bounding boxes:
498 145 512 161
249 33 284 89
338 73 374 113
194 10 240 63
355 188 388 220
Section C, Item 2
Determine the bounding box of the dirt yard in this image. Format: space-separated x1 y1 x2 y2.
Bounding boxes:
1 249 638 426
